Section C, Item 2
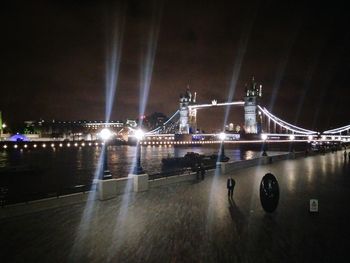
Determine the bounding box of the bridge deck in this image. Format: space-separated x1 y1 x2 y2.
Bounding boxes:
1 151 350 262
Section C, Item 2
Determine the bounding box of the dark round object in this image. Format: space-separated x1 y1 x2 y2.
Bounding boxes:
260 173 279 213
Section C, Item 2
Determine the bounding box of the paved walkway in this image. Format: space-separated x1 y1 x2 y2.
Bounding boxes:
1 151 350 262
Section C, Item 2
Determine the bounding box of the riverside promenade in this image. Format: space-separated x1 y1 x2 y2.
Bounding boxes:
1 151 350 262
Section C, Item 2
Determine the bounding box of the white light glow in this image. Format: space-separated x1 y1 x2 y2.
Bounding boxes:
261 134 268 140
134 129 145 141
219 132 226 141
100 128 112 141
289 135 295 140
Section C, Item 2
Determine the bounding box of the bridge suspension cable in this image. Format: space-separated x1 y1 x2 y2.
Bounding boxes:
323 124 350 134
258 106 317 135
146 110 180 134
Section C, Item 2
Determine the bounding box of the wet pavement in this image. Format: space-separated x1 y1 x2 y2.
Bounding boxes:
1 151 350 262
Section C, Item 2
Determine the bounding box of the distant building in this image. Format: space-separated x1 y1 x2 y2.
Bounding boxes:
21 119 132 141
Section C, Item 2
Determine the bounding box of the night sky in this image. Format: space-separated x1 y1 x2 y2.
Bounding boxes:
1 0 349 132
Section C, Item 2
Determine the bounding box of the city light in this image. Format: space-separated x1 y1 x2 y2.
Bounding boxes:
219 132 226 141
100 128 113 141
261 134 268 140
134 129 145 141
289 135 295 140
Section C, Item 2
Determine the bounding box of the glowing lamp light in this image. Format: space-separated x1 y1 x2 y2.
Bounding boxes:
24 144 28 148
308 135 313 141
100 128 112 141
81 143 85 147
331 136 335 141
67 143 71 147
2 123 6 129
33 144 37 148
14 144 18 149
59 143 63 147
289 135 295 140
74 143 78 147
3 145 7 149
51 144 54 147
42 144 46 148
219 132 226 141
134 129 145 141
321 135 326 140
261 134 268 141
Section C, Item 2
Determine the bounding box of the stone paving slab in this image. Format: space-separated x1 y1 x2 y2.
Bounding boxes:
1 151 350 262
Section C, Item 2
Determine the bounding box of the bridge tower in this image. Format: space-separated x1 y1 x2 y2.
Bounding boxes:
179 88 196 134
244 77 262 134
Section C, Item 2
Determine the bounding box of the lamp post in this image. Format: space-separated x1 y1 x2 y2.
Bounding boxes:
133 129 145 175
219 132 226 161
0 123 6 140
261 133 268 156
100 128 112 180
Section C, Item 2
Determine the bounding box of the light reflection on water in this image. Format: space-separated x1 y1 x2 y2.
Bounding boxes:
0 145 264 193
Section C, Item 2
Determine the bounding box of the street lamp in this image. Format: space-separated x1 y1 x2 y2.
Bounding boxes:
100 128 112 180
133 129 145 174
261 133 268 156
218 132 227 161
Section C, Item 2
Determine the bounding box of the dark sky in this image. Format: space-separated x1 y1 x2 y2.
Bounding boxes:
1 0 349 132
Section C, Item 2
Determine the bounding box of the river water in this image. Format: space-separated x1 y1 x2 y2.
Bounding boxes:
0 145 269 203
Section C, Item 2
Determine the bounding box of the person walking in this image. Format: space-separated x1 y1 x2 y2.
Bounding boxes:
227 177 235 198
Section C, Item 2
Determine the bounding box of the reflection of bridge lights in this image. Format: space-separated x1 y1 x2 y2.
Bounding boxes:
289 135 295 140
261 134 268 140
